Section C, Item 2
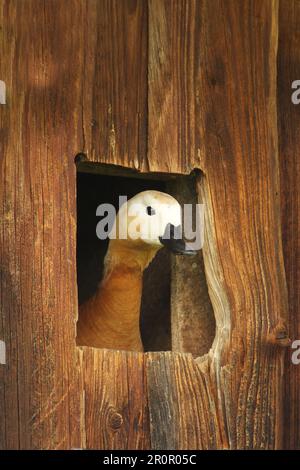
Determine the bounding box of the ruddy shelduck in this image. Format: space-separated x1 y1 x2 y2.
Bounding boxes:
77 190 197 351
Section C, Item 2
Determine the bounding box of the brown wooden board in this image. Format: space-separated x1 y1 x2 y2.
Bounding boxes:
0 0 84 449
148 0 202 173
147 0 289 449
0 0 150 450
0 0 296 450
81 0 148 170
146 352 220 449
278 0 300 450
80 348 150 449
169 177 215 358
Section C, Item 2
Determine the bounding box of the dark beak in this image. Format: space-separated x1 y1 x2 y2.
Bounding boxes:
159 223 198 256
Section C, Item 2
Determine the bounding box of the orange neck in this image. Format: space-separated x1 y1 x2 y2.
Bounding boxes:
77 240 160 351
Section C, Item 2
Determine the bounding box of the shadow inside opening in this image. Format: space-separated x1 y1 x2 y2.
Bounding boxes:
76 170 171 352
76 163 216 355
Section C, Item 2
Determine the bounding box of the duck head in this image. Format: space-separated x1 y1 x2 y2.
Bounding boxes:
110 190 198 259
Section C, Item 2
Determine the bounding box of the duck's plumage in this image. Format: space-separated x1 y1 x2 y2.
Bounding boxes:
77 190 196 351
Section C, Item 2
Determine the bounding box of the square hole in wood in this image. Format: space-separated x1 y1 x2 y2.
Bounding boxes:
76 159 215 356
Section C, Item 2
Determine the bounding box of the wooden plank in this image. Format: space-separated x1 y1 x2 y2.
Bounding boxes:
196 0 288 448
148 0 202 173
81 0 148 170
80 348 150 449
146 352 221 449
168 177 215 358
0 0 84 449
278 0 300 450
147 0 289 449
77 1 152 449
0 0 152 450
0 0 294 451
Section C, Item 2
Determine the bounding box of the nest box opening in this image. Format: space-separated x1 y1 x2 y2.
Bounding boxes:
75 158 215 356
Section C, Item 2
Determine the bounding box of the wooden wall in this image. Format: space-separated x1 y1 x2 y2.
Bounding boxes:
0 0 298 449
278 0 300 450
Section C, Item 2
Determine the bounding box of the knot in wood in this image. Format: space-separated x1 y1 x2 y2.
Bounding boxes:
107 407 123 431
267 323 291 348
275 329 288 340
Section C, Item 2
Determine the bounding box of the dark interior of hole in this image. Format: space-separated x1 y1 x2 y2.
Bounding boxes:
76 171 171 352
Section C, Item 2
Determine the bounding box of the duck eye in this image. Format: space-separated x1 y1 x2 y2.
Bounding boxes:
146 206 155 216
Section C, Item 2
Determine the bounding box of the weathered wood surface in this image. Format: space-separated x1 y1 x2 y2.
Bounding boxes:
148 0 202 173
0 0 83 449
146 352 220 449
169 177 215 358
0 0 147 448
146 0 289 449
278 0 300 450
80 349 150 449
0 0 296 450
0 0 150 450
82 0 148 170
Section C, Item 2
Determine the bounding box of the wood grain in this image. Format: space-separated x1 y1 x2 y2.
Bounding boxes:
278 0 300 450
168 177 215 358
197 0 288 449
146 352 221 449
0 0 151 450
0 0 84 449
0 0 296 450
81 0 148 170
148 0 202 173
80 348 150 449
146 0 289 449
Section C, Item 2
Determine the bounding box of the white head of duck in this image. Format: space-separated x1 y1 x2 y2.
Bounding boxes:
106 190 198 270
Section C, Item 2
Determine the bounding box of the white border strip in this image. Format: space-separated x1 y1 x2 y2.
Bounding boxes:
0 340 6 365
0 80 6 104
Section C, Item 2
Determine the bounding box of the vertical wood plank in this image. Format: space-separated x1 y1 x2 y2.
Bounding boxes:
198 0 288 448
81 349 150 449
148 0 202 173
82 0 148 170
195 0 287 448
0 0 151 449
278 0 300 450
0 0 295 451
147 0 288 449
0 0 84 449
146 352 220 449
169 178 215 357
